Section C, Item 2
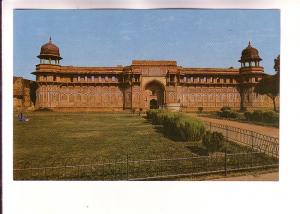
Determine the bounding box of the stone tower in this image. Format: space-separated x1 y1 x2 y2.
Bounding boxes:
238 41 265 110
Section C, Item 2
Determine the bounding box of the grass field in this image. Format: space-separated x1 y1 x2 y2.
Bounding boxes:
14 112 199 166
14 112 277 180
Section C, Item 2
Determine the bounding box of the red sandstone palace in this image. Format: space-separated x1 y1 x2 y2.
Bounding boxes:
28 38 278 112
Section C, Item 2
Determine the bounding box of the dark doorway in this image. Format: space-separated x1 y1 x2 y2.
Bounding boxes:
144 80 165 109
150 99 158 109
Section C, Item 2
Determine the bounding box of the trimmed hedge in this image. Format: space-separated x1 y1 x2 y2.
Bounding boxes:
244 110 279 124
146 110 205 141
202 131 225 153
217 107 239 119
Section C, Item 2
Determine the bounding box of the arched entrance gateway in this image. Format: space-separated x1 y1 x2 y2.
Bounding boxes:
144 80 165 109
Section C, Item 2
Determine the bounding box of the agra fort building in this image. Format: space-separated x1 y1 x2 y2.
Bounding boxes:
30 38 278 112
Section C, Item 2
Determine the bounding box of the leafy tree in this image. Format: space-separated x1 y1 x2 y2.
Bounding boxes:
274 55 280 73
255 55 280 111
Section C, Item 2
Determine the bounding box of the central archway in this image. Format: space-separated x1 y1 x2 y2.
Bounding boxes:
144 80 165 109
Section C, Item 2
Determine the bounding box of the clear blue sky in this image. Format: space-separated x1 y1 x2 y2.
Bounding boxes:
14 9 280 80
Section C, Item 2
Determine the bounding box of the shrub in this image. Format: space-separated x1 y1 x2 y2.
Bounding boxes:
229 111 238 118
146 110 205 141
220 106 231 111
176 116 205 141
252 110 264 121
146 109 166 124
243 110 279 124
217 110 229 118
244 111 252 121
202 131 225 153
262 111 279 123
218 107 238 119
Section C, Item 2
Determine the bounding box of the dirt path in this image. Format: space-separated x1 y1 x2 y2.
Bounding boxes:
194 115 279 138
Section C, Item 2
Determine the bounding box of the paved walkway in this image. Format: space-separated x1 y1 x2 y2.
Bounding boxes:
194 115 279 138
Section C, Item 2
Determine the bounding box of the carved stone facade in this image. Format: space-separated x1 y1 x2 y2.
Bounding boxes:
29 39 278 112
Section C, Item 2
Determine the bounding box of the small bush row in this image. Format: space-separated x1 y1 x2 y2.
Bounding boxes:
244 110 279 124
146 110 205 141
217 107 239 119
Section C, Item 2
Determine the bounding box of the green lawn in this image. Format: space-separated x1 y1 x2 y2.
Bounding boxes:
14 112 198 167
14 112 278 180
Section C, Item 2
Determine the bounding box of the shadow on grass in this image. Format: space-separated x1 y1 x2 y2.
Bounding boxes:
223 140 252 153
185 145 209 156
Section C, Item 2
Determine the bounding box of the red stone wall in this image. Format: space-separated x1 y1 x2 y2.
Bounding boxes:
13 77 36 111
32 60 279 112
36 85 123 111
177 86 241 111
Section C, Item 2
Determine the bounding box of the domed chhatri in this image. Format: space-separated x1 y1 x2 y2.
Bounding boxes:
239 41 262 68
37 37 62 65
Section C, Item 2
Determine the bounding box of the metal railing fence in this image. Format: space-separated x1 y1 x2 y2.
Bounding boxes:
14 151 278 180
204 121 279 158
